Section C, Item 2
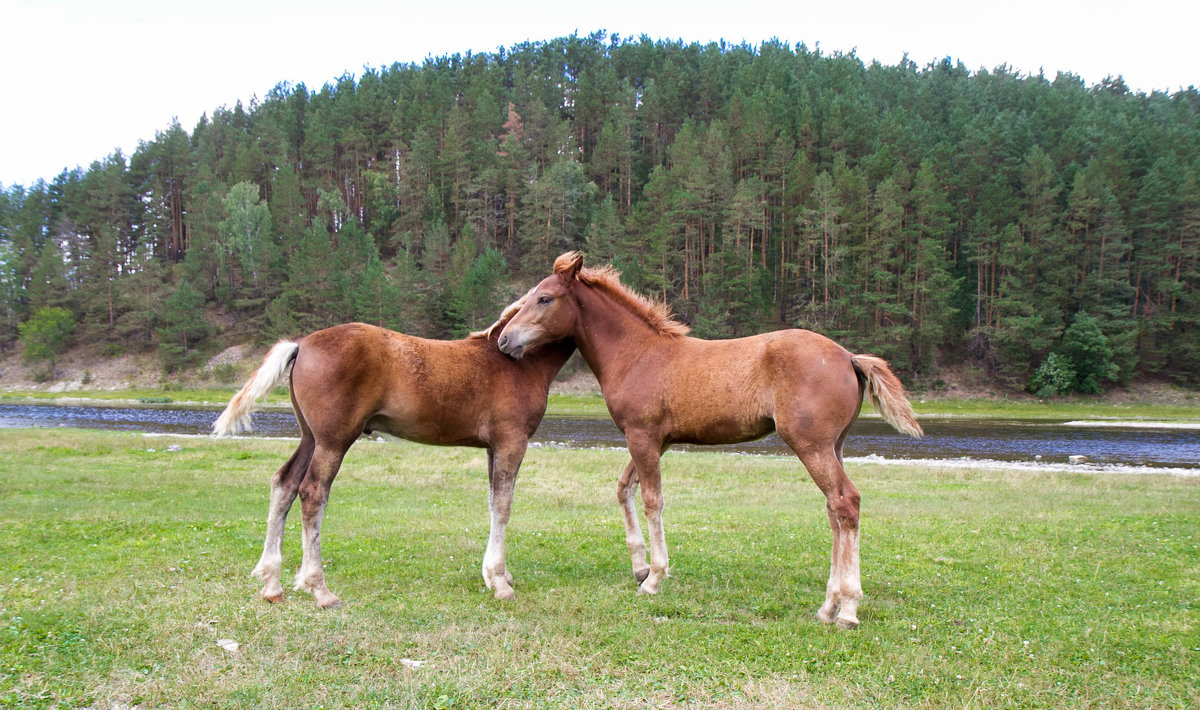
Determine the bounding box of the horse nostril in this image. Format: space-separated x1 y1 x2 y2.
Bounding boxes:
498 335 509 349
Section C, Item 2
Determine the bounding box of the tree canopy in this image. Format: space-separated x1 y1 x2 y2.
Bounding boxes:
2 34 1198 391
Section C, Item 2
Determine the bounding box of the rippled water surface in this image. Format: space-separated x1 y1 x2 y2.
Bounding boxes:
2 402 1197 469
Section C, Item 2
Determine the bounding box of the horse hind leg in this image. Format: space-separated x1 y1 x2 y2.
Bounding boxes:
294 442 349 608
252 435 315 603
615 460 650 584
796 447 863 630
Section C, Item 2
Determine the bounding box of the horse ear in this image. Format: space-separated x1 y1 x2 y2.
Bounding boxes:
553 251 584 281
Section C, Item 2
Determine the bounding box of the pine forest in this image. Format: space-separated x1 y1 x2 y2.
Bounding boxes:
2 34 1198 393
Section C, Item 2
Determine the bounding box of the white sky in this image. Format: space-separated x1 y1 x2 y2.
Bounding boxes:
1 0 1196 188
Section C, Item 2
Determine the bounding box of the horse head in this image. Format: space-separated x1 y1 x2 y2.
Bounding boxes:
498 251 583 359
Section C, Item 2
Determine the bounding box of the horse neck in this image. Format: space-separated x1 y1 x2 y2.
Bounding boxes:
525 339 576 389
572 283 662 393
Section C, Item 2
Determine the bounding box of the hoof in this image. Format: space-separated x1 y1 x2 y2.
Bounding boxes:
814 609 837 625
316 596 342 610
494 588 516 602
633 568 650 584
262 592 284 604
636 581 660 595
835 617 859 630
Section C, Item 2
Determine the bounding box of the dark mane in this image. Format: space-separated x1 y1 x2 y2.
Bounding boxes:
576 264 691 338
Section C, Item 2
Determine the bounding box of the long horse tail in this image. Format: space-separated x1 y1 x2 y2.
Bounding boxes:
212 341 300 436
850 354 923 438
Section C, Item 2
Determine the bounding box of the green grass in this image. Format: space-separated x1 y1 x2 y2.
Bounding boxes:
546 393 609 418
1 429 1197 708
907 396 1200 421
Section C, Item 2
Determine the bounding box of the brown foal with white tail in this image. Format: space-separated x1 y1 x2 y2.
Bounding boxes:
213 302 573 608
498 252 922 628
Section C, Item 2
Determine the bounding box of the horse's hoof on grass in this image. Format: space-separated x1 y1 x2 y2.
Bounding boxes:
835 617 859 630
494 589 516 601
317 597 342 610
262 593 284 604
633 568 650 584
814 610 836 625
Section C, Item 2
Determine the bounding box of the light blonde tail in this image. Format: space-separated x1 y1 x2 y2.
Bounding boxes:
851 355 923 438
212 341 299 436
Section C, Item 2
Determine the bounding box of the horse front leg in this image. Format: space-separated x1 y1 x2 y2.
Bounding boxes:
627 435 668 595
294 444 347 609
481 444 524 600
252 437 314 603
615 459 650 584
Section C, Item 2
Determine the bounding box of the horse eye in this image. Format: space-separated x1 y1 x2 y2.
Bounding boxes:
537 295 553 305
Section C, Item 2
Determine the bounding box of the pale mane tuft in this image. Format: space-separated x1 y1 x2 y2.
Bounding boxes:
468 289 533 340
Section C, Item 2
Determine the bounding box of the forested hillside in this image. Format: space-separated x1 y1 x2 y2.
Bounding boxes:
2 34 1198 391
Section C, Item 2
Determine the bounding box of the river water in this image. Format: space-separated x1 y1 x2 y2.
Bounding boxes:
2 402 1198 473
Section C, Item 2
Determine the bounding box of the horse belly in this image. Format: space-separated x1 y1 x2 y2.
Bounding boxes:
365 413 485 448
667 411 775 446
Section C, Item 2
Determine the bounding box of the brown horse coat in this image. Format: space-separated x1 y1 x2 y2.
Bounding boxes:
214 313 574 607
498 252 921 628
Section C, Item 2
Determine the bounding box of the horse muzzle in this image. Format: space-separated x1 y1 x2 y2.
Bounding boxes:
497 333 526 359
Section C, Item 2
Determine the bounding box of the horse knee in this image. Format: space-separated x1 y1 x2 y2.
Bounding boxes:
641 490 664 516
297 477 323 502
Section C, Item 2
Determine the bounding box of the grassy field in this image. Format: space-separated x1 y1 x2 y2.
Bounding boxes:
0 429 1197 708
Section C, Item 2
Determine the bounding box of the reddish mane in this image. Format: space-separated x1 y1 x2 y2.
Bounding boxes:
555 254 689 338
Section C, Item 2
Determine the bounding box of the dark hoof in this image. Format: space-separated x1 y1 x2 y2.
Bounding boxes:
633 568 650 584
262 593 284 604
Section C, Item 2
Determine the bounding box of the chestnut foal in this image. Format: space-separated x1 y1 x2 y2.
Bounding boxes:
498 252 922 628
213 305 573 607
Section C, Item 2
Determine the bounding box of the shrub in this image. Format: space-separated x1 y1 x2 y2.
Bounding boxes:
1030 352 1077 397
18 307 75 378
1060 313 1119 394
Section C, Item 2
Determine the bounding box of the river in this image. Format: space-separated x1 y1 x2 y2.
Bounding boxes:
1 402 1197 473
